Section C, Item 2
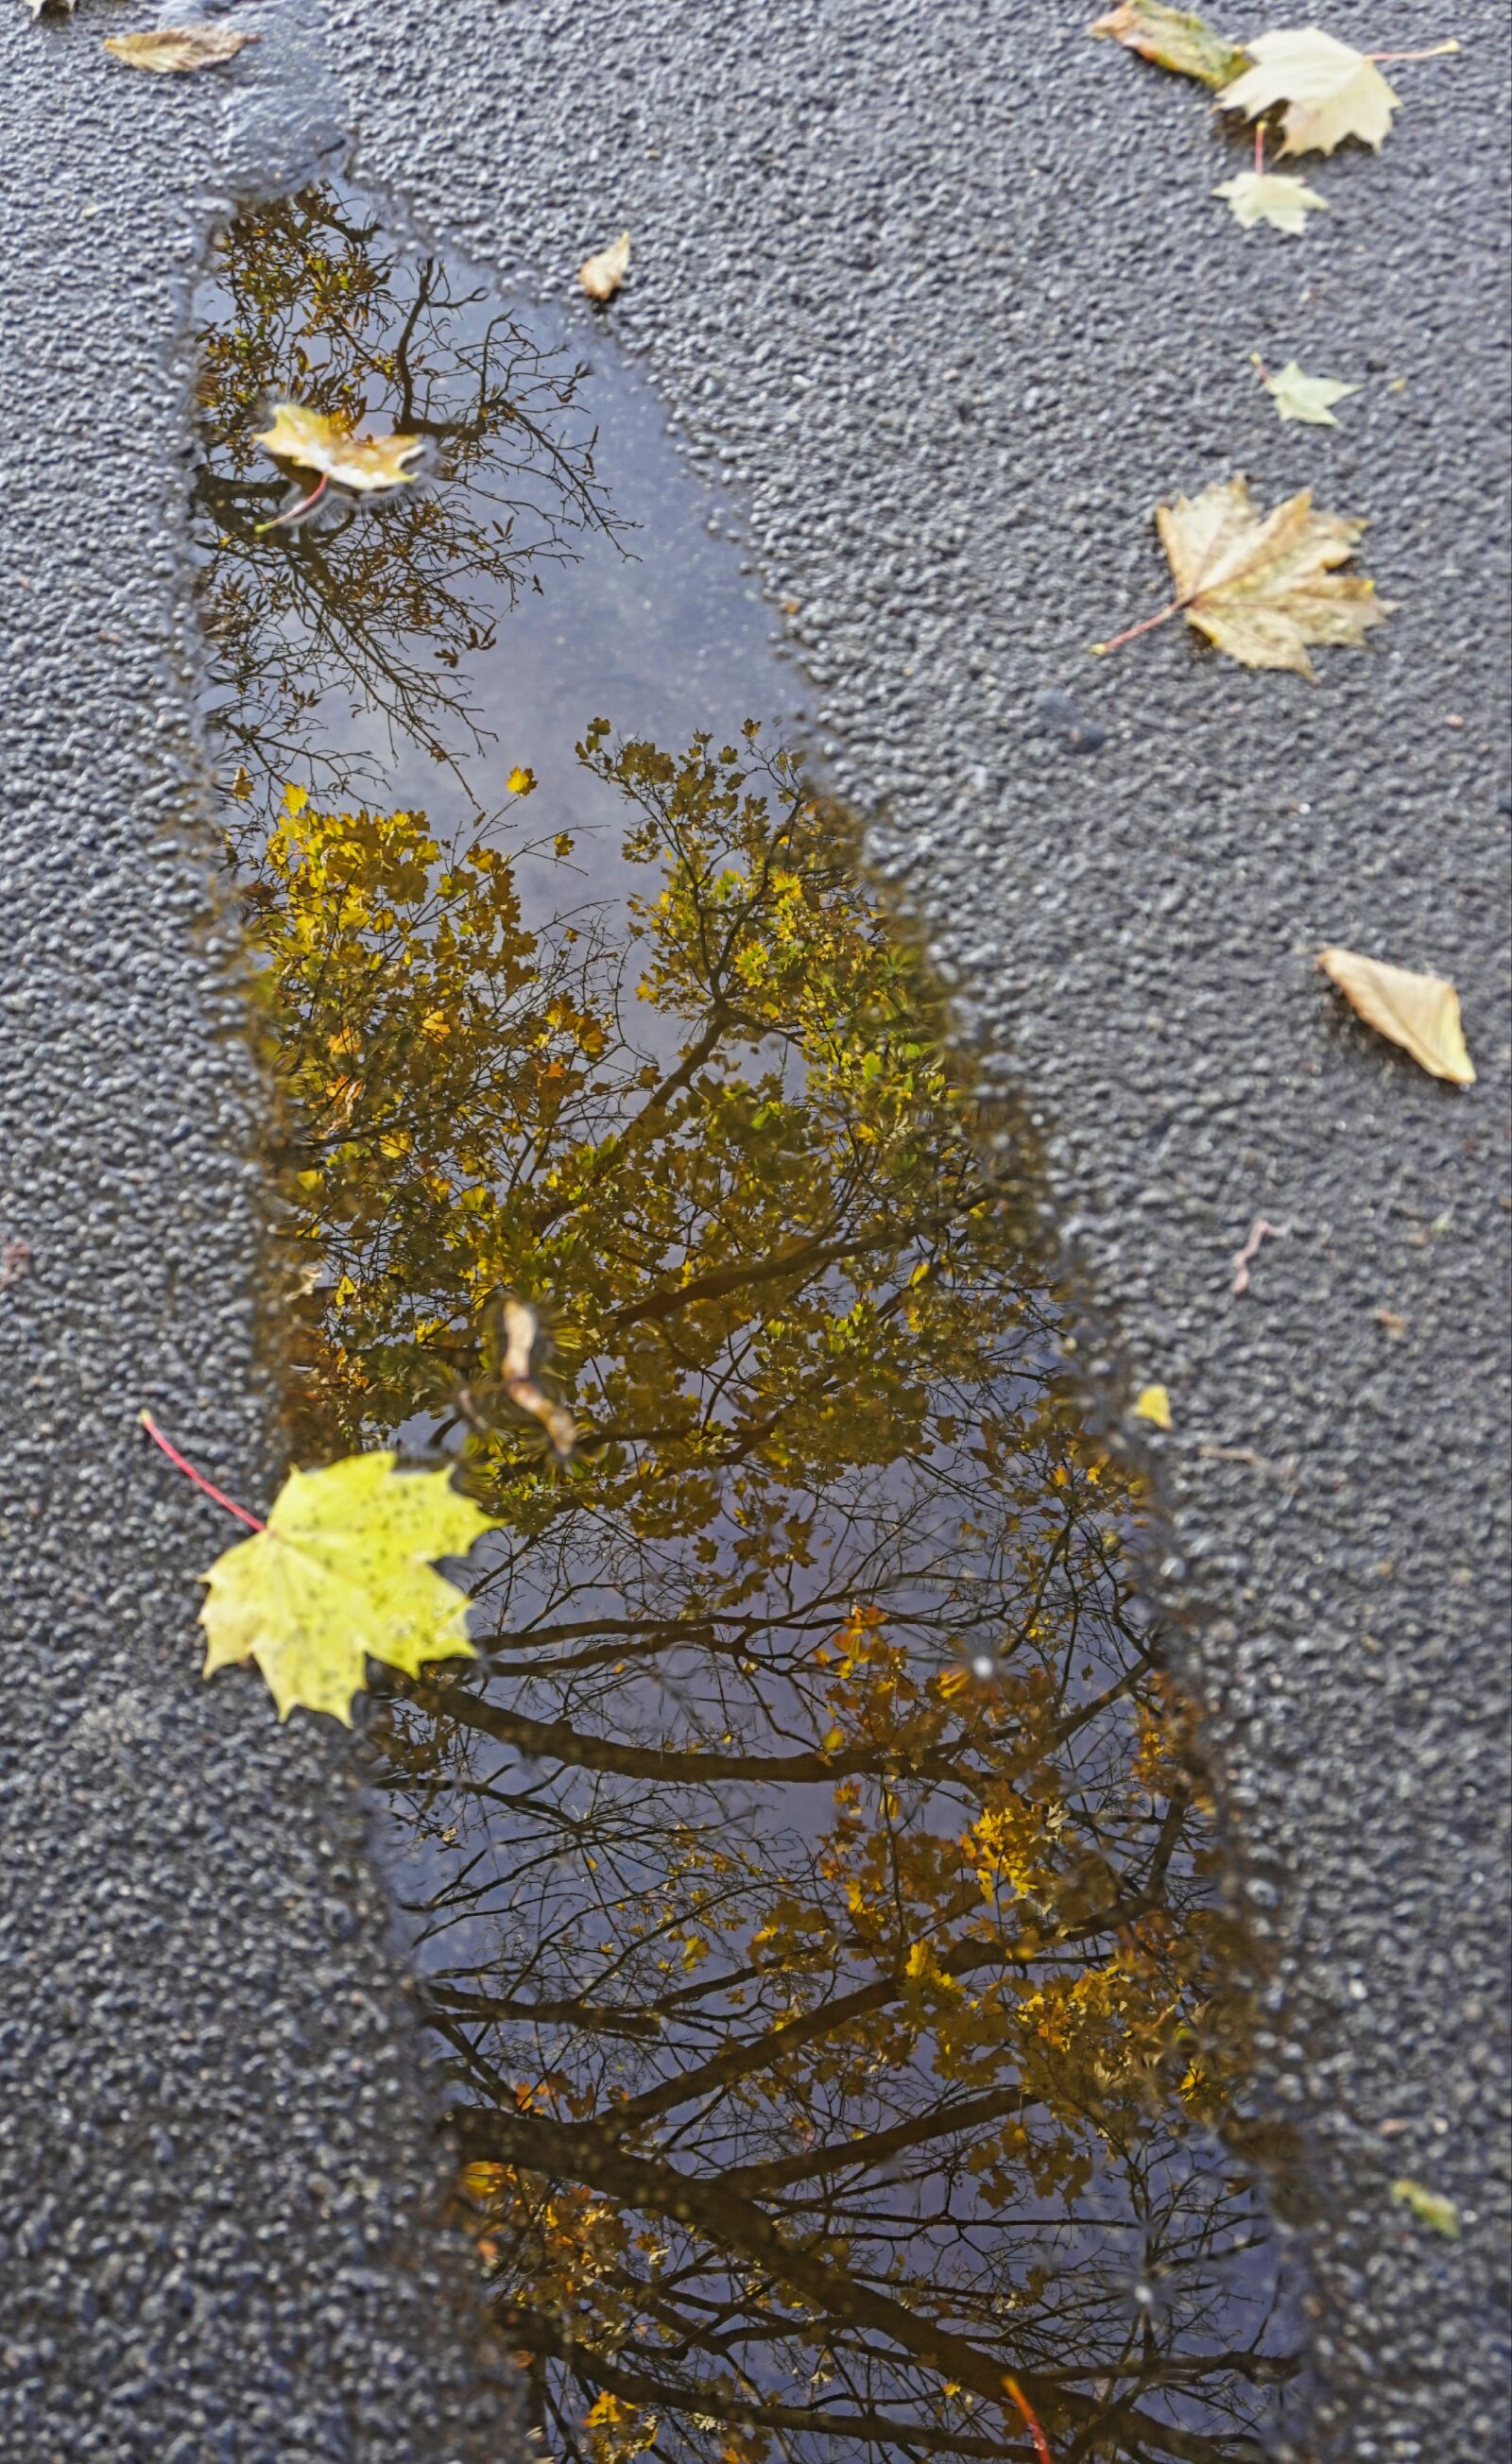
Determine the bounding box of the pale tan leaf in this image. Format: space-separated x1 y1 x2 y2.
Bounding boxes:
1213 168 1329 234
1218 27 1400 156
1317 949 1475 1086
1257 356 1360 425
579 230 631 302
253 402 425 493
1151 475 1388 676
105 24 259 73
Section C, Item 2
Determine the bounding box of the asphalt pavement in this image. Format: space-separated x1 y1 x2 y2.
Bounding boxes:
2 2 1507 2459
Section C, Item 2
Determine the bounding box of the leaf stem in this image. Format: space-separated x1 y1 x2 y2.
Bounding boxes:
1090 600 1179 657
139 1410 266 1531
1251 350 1273 385
1254 119 1265 174
254 471 330 536
1366 41 1459 62
1005 2376 1054 2464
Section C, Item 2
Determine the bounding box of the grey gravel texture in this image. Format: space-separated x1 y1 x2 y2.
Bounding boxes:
2 0 1508 2459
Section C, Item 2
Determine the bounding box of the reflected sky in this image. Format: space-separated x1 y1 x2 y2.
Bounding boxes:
190 179 1300 2464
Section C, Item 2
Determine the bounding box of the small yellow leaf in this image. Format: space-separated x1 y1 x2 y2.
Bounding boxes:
507 764 538 796
254 402 425 494
1257 356 1360 426
1317 949 1475 1086
105 25 260 73
230 763 254 798
1390 2178 1460 2239
579 230 631 303
1134 1385 1173 1430
1213 169 1329 235
821 1726 846 1754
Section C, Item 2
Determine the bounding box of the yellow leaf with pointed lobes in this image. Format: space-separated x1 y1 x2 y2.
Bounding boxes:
1154 476 1389 677
1317 948 1475 1085
1213 169 1329 235
1219 28 1402 157
254 402 425 494
507 765 538 796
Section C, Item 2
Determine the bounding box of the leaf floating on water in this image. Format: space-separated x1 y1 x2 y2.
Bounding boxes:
199 1453 497 1723
104 24 260 73
1096 476 1388 677
1390 2177 1461 2239
1134 1384 1173 1429
1256 355 1360 425
1089 0 1252 89
579 230 631 303
1317 948 1475 1086
254 402 425 494
1218 28 1407 157
1213 168 1329 234
497 1295 578 1459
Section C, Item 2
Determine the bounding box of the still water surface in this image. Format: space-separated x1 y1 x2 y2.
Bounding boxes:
190 178 1299 2464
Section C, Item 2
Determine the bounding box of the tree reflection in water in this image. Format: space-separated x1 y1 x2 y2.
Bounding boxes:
192 183 1298 2464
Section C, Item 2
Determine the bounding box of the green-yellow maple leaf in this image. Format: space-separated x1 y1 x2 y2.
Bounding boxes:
199 1452 497 1723
1213 168 1329 233
1218 27 1402 156
1089 0 1252 89
1257 355 1360 424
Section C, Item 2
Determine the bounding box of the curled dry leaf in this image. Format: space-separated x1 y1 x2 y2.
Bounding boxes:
1095 476 1389 677
255 402 425 493
1089 0 1252 88
579 230 631 302
1255 355 1359 425
1218 28 1405 157
1317 948 1475 1086
104 24 260 74
1133 1384 1173 1430
1213 167 1328 233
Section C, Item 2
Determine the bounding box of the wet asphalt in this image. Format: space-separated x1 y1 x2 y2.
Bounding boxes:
1 2 1507 2459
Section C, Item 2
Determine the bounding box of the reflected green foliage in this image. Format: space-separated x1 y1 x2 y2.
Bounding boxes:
195 180 1296 2464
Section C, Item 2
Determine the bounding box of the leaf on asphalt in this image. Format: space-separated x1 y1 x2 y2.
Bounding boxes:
1390 2178 1461 2238
1317 949 1475 1086
1153 476 1387 676
1089 0 1252 88
579 231 631 303
104 24 259 72
1218 27 1402 156
1134 1384 1173 1429
199 1452 497 1722
254 402 425 493
1213 168 1329 234
1256 355 1360 425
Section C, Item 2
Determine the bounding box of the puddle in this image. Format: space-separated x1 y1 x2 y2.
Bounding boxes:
189 178 1302 2464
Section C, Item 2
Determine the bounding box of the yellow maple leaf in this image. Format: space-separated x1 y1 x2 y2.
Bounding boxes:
198 1452 497 1723
1218 27 1402 157
105 26 260 73
254 402 426 494
1096 477 1390 677
507 764 538 796
1317 948 1475 1086
1134 1384 1173 1429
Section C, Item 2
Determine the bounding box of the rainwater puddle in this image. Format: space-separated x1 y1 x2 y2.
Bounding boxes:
189 178 1302 2464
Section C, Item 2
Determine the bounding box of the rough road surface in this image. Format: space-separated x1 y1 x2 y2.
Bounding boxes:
2 3 1507 2461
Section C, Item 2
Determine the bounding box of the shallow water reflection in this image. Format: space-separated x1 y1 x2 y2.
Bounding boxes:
192 179 1299 2464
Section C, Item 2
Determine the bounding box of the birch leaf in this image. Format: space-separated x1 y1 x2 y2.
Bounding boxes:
1218 28 1400 156
1258 356 1360 425
199 1453 498 1723
579 231 631 303
1213 168 1329 233
254 402 425 493
1317 950 1475 1086
105 24 259 72
1152 476 1388 676
1089 0 1252 88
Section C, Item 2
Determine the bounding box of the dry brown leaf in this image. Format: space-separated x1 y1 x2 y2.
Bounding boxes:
579 231 631 303
104 24 259 73
1094 477 1390 677
1317 949 1475 1086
